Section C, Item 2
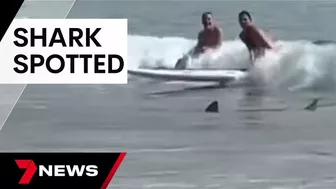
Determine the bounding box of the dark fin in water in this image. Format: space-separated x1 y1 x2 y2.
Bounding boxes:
205 100 219 113
239 68 249 72
312 40 336 45
304 98 319 111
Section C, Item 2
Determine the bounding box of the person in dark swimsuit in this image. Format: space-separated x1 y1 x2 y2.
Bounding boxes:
238 10 275 64
175 12 223 69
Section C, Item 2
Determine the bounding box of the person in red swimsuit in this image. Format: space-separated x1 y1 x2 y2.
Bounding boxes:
238 10 275 64
175 12 223 69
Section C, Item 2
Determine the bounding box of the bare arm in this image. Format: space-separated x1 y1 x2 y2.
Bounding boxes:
185 32 203 56
247 48 254 63
196 32 204 49
215 27 223 48
249 25 273 49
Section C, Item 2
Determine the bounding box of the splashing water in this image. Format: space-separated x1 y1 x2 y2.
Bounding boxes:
129 35 336 93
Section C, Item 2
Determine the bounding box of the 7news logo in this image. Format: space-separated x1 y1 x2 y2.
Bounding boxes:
15 159 98 184
0 152 125 189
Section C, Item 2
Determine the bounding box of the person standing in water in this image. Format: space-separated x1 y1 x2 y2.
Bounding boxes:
175 11 223 69
238 10 276 64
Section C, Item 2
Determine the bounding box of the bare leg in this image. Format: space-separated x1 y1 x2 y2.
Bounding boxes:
174 47 203 70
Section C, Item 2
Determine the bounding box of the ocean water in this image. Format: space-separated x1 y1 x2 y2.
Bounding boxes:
1 1 336 189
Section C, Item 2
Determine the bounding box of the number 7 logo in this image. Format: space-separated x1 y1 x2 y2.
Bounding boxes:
15 159 37 184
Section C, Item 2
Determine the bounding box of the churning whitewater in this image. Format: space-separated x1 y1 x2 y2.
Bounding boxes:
128 35 336 92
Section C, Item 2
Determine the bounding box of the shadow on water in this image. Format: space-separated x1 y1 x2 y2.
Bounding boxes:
237 85 266 128
236 76 288 128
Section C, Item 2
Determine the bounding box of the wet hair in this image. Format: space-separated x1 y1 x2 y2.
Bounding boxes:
238 10 252 21
201 11 212 25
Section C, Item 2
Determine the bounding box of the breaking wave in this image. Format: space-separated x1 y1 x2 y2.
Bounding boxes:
128 35 336 92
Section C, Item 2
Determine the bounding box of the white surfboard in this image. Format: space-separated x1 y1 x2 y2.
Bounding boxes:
128 68 248 82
